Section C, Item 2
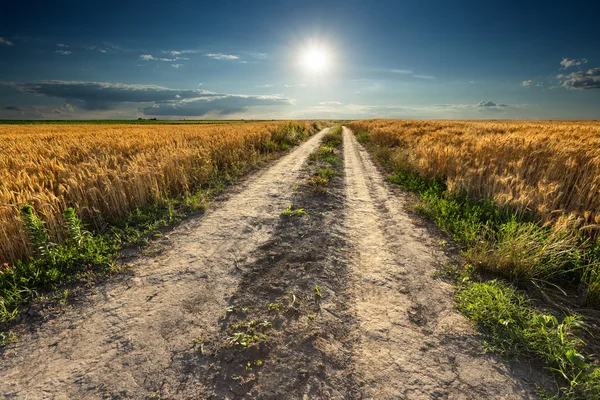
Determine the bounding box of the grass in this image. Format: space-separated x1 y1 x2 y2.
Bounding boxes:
281 204 308 218
351 123 600 399
307 125 343 193
456 280 599 398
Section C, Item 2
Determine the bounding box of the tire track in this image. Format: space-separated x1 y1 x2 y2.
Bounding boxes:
342 126 535 399
0 128 330 399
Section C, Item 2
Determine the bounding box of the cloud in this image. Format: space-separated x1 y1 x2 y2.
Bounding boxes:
56 44 69 48
412 74 435 80
522 80 532 87
390 69 413 74
319 101 342 105
163 49 201 56
88 46 107 53
142 94 292 117
560 68 600 90
4 106 22 111
255 84 273 88
0 37 14 46
12 80 294 116
284 84 307 88
431 101 512 110
55 50 71 55
171 64 183 68
206 53 239 60
560 57 588 69
53 103 74 114
140 54 189 62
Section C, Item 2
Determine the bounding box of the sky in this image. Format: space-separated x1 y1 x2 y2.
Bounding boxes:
0 0 599 120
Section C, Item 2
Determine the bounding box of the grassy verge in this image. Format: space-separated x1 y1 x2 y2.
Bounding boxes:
351 125 600 399
0 122 322 328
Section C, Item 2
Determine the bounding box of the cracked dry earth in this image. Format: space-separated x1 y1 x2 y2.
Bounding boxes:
1 127 536 399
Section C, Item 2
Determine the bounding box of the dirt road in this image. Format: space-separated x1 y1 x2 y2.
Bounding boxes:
1 127 535 399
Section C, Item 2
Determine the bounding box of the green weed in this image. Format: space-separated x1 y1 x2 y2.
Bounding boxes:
281 204 307 218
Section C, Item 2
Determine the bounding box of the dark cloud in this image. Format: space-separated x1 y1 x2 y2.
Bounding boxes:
53 103 74 114
12 80 294 114
560 68 600 90
142 95 293 117
475 101 510 111
4 106 22 111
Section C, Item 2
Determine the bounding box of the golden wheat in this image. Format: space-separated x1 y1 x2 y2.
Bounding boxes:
348 119 600 235
0 122 314 263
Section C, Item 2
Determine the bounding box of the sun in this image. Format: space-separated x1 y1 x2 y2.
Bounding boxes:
300 44 331 73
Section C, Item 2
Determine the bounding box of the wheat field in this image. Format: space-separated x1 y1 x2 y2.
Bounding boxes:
0 121 315 264
348 119 600 236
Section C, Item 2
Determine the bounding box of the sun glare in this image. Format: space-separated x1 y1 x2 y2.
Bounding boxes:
300 43 331 74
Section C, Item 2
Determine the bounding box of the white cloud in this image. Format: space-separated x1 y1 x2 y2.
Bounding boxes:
206 53 239 60
284 84 307 88
55 50 72 55
560 57 588 69
171 64 183 68
163 49 201 56
255 84 273 88
390 69 413 74
140 54 188 62
522 80 532 87
57 44 69 48
0 37 14 46
319 101 342 105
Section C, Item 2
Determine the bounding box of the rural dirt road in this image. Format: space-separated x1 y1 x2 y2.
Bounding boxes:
1 127 535 399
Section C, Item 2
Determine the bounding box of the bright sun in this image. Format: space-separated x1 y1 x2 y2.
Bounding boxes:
300 45 330 73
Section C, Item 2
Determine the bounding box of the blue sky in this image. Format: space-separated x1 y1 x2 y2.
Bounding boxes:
0 0 598 120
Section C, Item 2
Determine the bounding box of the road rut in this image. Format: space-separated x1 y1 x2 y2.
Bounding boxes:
343 126 533 399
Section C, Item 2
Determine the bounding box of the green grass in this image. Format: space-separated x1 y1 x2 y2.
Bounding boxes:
456 280 599 398
281 204 308 218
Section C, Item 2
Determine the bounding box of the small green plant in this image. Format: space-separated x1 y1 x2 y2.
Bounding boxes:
21 204 51 258
316 166 335 180
268 302 280 311
0 331 18 348
281 204 307 218
64 207 88 247
315 285 322 298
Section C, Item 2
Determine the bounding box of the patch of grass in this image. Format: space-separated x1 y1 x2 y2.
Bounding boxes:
466 219 583 282
0 206 116 322
281 204 308 218
0 331 17 348
456 280 599 398
227 318 271 348
316 166 335 180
